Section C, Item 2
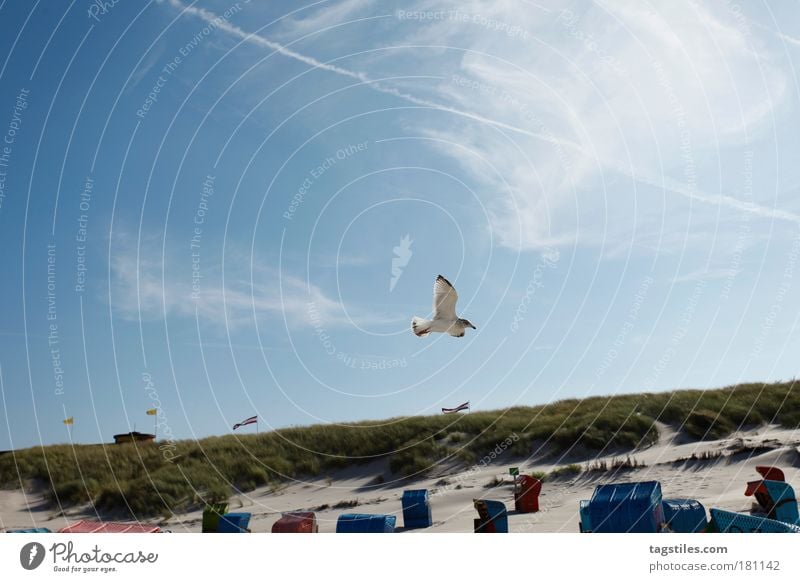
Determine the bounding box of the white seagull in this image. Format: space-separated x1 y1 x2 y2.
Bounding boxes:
412 275 476 338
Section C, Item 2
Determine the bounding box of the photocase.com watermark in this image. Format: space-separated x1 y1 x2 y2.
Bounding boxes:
284 141 369 221
74 175 94 294
390 234 413 292
595 275 654 378
190 174 215 301
432 433 520 498
750 226 800 360
20 542 46 570
510 248 560 333
20 540 159 573
451 74 572 171
654 59 696 195
20 541 158 574
0 87 29 215
307 301 406 370
643 280 706 391
556 9 628 75
87 0 122 23
720 149 753 301
136 2 249 119
516 483 576 532
47 243 65 397
396 9 530 39
142 372 178 462
729 1 753 37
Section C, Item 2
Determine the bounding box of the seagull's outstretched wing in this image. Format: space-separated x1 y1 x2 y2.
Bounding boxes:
432 274 458 319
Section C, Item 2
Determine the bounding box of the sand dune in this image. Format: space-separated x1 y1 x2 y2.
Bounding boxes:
2 424 798 533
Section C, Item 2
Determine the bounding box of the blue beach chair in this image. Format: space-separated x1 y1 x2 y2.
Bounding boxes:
662 498 708 533
710 508 800 533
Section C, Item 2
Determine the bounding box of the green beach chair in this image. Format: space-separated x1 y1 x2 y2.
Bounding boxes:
202 502 229 533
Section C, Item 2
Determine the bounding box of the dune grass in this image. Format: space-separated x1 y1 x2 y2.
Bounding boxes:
0 380 797 519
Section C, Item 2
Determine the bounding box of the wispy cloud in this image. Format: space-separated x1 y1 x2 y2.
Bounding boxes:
110 233 398 329
160 0 373 81
158 0 581 147
276 0 376 35
671 267 739 284
161 0 797 252
776 32 800 47
750 18 800 49
606 162 800 225
411 0 794 247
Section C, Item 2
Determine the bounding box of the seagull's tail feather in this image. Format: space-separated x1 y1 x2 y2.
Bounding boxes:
412 316 432 337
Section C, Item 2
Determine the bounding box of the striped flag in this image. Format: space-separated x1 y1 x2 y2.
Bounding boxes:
146 408 158 416
442 401 469 414
233 415 258 430
63 417 74 425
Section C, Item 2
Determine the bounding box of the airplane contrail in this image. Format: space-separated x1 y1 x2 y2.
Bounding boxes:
159 0 575 146
161 0 800 225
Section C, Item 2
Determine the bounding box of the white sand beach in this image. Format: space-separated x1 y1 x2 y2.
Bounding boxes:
2 424 798 533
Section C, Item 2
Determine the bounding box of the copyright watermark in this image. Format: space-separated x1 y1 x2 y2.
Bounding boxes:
397 9 530 39
284 141 368 221
510 248 560 333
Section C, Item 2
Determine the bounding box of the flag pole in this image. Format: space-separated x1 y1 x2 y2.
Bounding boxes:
154 410 157 440
62 405 72 441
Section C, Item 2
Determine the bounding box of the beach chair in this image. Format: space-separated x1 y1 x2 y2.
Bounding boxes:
336 513 396 533
578 499 591 533
473 499 508 533
202 502 229 533
402 490 432 529
762 481 799 525
514 475 541 513
744 466 787 511
662 498 708 533
756 466 785 482
745 479 773 513
745 478 799 525
587 481 665 533
710 508 800 533
272 512 318 533
217 512 251 533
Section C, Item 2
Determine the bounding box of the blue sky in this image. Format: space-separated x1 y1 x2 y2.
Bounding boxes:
1 0 799 450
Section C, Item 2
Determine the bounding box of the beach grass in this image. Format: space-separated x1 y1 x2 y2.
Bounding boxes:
0 380 797 518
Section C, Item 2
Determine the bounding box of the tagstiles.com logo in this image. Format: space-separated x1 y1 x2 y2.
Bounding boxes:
19 541 158 574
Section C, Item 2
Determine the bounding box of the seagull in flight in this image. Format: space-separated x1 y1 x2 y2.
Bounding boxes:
412 275 476 338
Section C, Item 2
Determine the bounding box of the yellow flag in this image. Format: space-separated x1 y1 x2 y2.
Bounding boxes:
146 408 157 416
63 417 74 425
